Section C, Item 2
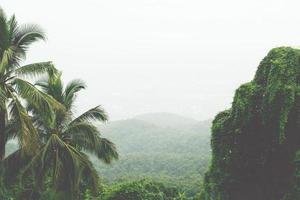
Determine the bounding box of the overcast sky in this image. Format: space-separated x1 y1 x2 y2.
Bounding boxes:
2 0 300 120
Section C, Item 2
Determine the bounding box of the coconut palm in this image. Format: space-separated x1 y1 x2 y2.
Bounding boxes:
0 8 62 160
16 72 118 199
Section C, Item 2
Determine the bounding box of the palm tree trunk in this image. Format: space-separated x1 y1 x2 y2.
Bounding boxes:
0 109 6 160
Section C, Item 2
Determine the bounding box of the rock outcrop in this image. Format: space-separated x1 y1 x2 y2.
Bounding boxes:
200 47 300 200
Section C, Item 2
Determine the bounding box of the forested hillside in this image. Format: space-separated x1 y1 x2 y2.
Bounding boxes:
201 47 300 200
93 113 211 197
6 113 211 198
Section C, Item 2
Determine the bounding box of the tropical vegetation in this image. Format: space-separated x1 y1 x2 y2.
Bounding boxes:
99 179 186 200
200 47 300 200
93 114 211 198
2 6 300 200
0 7 61 160
0 8 119 200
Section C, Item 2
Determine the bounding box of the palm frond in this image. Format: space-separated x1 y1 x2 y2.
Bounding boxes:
64 122 98 138
14 61 57 78
13 24 45 51
34 77 52 97
8 14 18 40
63 79 86 109
0 87 7 110
94 138 119 163
70 106 108 125
0 8 9 50
77 153 100 194
0 47 14 73
14 78 64 113
4 119 20 142
19 146 45 187
46 72 64 103
38 135 87 196
34 79 49 91
8 92 38 155
65 122 118 163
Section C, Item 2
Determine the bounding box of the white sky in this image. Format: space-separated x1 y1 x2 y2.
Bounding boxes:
2 0 300 120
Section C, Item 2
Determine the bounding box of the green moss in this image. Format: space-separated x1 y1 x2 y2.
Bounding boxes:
200 47 300 200
231 82 262 126
256 47 300 143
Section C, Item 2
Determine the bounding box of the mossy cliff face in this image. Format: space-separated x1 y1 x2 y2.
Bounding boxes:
200 47 300 200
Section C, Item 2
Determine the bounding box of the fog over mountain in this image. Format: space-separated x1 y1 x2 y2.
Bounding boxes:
3 0 300 121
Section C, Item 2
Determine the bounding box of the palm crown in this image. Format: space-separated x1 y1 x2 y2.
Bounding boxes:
17 73 119 199
0 8 62 159
0 8 119 199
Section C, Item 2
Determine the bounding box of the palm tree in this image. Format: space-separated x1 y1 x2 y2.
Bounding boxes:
17 72 118 199
0 8 62 160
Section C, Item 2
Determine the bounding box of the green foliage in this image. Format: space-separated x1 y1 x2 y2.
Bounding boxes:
21 74 118 199
94 115 211 197
0 7 68 200
0 172 13 200
201 47 300 200
2 73 118 200
100 179 186 200
0 6 62 160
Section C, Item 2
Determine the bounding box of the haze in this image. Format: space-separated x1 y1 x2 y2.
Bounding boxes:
2 0 300 120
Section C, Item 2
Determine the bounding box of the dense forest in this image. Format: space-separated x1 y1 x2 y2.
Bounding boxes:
0 8 117 200
95 113 211 198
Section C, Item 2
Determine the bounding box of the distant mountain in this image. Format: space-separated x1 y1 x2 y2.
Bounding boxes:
100 113 211 154
134 112 199 129
93 113 212 197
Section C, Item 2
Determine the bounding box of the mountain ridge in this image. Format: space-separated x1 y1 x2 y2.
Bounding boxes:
94 112 212 197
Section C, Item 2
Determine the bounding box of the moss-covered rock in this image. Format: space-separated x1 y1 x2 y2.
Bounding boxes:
200 47 300 200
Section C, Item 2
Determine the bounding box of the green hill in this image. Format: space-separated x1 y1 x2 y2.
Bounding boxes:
134 112 200 129
93 113 212 197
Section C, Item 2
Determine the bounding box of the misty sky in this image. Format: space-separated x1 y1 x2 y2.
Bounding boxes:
2 0 300 120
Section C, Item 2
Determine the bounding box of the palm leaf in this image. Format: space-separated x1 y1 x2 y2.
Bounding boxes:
0 87 7 110
77 152 100 194
95 138 119 163
14 24 45 50
70 106 108 125
0 8 9 50
0 47 14 73
14 61 56 78
8 14 18 40
46 72 64 103
34 79 49 92
8 92 38 155
63 79 86 109
65 122 118 163
14 78 64 112
4 119 20 142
